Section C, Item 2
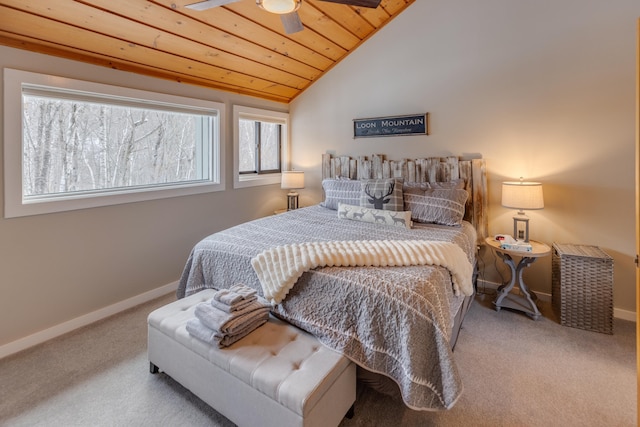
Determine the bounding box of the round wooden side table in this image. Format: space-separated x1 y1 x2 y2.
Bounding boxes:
484 237 551 320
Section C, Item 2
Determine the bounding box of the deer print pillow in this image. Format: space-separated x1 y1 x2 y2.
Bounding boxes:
360 178 404 211
338 203 412 229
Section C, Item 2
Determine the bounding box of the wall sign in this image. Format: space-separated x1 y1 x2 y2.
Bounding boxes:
353 113 429 138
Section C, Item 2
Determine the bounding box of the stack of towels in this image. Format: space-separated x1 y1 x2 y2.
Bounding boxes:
186 284 272 348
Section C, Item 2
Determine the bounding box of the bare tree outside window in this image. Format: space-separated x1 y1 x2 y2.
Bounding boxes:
260 122 280 172
238 118 281 175
4 69 224 218
232 105 288 190
22 93 213 200
238 118 256 173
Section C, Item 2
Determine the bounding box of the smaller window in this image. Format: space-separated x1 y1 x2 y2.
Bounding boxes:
233 105 289 189
238 119 281 174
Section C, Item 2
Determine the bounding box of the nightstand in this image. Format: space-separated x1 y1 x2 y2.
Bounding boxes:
552 243 614 333
484 237 551 320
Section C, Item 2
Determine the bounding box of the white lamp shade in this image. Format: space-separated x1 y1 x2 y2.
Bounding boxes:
281 171 305 189
501 181 544 210
257 0 301 14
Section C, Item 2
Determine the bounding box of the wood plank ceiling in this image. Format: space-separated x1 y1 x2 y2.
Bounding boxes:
0 0 414 103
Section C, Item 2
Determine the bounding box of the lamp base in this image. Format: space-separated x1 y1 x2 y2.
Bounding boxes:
513 212 530 242
287 191 299 210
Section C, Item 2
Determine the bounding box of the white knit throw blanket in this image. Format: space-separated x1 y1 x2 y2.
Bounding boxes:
251 240 474 304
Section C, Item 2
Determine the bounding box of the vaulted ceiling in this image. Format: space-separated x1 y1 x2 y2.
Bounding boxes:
0 0 414 103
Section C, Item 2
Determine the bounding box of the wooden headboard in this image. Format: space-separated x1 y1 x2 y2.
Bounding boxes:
321 153 488 243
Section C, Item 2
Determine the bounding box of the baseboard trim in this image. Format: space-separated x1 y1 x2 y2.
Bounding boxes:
477 279 636 322
613 308 636 322
0 281 178 360
2 277 635 360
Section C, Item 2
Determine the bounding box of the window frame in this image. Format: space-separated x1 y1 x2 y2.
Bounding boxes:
3 68 225 218
233 105 289 189
238 120 282 175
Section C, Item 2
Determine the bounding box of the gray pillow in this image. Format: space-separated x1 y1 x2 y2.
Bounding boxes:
403 188 468 226
360 178 404 211
321 179 362 210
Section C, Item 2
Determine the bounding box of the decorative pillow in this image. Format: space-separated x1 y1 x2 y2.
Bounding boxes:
403 188 468 226
360 178 404 211
338 203 412 229
321 179 362 210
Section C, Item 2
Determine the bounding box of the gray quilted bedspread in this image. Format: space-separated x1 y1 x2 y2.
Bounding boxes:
177 205 477 410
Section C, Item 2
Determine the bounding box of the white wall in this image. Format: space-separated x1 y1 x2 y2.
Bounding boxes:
0 46 288 350
290 0 639 313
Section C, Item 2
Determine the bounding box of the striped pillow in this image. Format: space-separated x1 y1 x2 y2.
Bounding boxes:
403 188 468 226
321 179 362 210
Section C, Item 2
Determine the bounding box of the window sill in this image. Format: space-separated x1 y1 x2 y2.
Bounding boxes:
234 173 281 189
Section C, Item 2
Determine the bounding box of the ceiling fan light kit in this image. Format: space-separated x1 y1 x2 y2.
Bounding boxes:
257 0 301 14
186 0 382 34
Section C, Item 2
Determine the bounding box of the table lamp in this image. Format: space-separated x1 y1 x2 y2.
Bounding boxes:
501 179 544 242
281 171 304 210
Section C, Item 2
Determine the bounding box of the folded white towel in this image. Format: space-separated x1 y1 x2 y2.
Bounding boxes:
211 297 256 313
186 316 269 348
229 284 257 299
212 284 258 310
217 315 269 347
186 318 217 344
212 289 244 306
195 297 271 334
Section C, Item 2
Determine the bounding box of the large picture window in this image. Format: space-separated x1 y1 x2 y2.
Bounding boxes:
4 69 225 218
233 105 289 189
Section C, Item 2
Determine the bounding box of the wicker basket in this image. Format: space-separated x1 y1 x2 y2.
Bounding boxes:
551 243 614 334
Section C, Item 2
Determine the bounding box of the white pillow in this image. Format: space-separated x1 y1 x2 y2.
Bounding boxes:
338 203 412 229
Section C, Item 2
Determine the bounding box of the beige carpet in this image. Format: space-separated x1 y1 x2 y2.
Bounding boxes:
0 292 636 426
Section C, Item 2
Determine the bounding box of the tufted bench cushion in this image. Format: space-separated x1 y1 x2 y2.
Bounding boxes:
148 289 356 427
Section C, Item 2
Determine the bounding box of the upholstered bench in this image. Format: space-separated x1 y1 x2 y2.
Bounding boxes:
148 289 356 427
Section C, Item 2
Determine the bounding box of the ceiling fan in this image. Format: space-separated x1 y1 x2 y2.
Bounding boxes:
185 0 382 34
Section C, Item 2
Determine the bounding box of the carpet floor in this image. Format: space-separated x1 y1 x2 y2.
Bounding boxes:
0 291 636 426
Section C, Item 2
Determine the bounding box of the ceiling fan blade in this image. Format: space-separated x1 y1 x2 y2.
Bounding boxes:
281 11 304 34
321 0 382 9
319 0 381 7
185 0 242 11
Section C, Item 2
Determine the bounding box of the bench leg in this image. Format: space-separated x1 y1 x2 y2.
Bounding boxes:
150 362 160 374
345 403 355 419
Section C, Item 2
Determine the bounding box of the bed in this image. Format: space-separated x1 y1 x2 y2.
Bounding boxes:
177 154 488 411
